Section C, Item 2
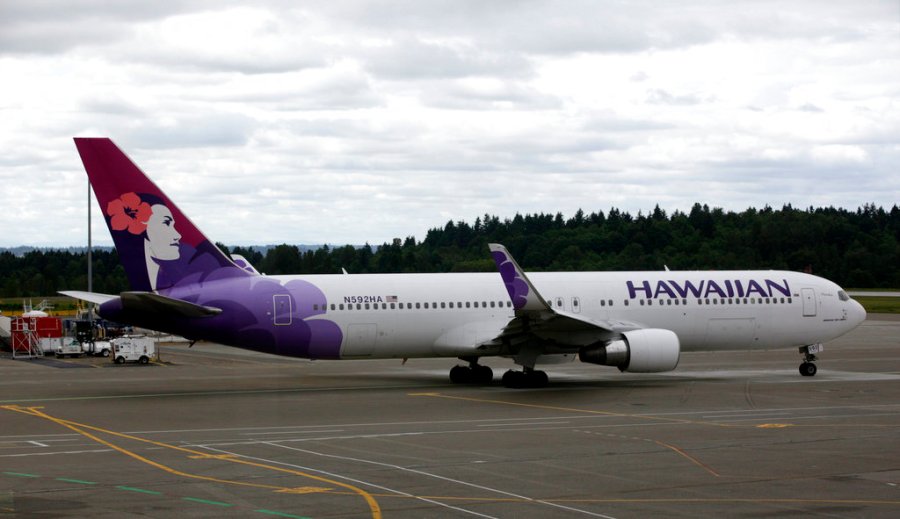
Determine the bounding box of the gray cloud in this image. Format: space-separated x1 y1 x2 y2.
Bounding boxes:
0 0 897 247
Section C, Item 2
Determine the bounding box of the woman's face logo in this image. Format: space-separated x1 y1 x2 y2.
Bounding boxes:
145 204 182 260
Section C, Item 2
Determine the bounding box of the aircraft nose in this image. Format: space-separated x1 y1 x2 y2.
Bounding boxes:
850 298 867 326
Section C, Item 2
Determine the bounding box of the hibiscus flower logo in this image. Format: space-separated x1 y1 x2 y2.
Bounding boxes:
106 192 152 235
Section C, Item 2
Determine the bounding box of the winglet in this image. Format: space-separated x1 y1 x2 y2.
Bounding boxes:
488 244 550 312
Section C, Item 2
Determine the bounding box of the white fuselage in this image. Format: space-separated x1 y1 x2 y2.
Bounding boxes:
271 270 865 360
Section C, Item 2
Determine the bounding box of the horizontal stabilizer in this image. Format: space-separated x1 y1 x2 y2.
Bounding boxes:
59 290 118 305
120 291 222 318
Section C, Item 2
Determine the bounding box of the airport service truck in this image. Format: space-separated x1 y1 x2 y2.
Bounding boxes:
111 335 155 365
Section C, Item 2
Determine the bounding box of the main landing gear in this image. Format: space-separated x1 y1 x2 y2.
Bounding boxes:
799 344 822 377
449 359 494 384
501 368 548 388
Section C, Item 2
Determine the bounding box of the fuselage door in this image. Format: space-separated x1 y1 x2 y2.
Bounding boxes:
801 288 817 317
273 294 292 325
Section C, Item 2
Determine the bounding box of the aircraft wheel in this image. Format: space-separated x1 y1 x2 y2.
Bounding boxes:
502 370 523 388
531 370 549 388
449 365 471 384
473 365 494 384
799 362 817 377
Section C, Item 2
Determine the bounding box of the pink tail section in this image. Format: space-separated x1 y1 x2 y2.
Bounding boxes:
74 138 249 292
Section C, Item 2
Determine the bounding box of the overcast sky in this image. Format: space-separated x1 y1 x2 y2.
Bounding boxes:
1 1 898 247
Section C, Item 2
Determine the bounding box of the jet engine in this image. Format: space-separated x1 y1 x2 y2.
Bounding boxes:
578 329 680 373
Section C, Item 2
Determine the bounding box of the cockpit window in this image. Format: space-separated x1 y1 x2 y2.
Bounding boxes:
838 291 850 301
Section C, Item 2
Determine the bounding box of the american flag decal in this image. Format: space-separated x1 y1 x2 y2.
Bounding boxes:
386 295 398 303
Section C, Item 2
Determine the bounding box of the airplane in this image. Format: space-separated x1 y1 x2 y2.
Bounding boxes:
63 138 867 388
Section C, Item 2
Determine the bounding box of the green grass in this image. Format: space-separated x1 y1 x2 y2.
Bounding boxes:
0 296 81 316
854 296 900 314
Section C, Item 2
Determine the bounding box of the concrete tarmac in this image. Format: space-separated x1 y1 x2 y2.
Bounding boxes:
1 316 899 518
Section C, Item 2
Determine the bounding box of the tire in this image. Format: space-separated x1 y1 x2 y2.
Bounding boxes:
502 370 523 388
474 365 494 384
115 356 125 364
100 349 110 357
449 365 471 384
139 356 149 365
799 362 817 377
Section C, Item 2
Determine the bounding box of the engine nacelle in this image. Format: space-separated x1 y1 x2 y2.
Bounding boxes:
578 329 680 373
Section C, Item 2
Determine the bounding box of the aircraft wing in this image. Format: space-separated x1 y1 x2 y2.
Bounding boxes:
119 292 223 318
59 290 118 305
484 244 642 351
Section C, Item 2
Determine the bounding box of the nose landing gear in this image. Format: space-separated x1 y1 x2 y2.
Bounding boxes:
799 344 823 377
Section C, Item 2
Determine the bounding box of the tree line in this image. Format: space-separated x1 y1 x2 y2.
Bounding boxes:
1 203 897 297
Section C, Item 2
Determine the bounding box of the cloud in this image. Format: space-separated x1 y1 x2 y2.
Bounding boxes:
0 0 897 247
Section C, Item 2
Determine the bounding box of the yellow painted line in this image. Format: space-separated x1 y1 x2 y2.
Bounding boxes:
2 405 381 519
277 486 334 494
757 423 793 428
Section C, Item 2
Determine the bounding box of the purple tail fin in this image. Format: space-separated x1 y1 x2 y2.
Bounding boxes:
74 138 251 293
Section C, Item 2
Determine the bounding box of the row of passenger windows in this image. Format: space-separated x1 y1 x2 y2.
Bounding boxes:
313 297 794 312
315 300 515 312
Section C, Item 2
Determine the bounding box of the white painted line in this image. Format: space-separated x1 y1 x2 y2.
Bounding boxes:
0 449 112 458
263 442 619 518
201 445 501 519
478 421 570 427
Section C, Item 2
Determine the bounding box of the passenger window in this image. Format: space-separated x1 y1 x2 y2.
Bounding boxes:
390 303 395 309
339 304 345 310
330 304 335 310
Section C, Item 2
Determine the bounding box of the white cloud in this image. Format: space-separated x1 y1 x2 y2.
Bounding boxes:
0 0 898 247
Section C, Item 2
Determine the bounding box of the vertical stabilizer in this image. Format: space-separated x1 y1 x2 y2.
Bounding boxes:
74 138 250 293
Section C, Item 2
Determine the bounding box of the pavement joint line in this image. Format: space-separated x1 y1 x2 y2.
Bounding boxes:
182 496 234 507
56 477 97 485
255 509 312 519
117 485 162 495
